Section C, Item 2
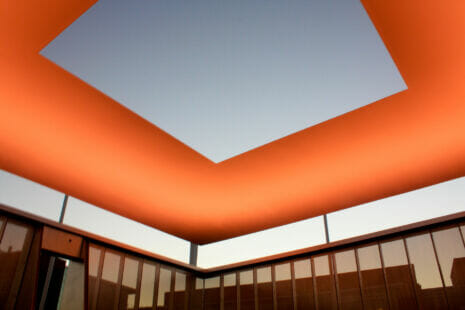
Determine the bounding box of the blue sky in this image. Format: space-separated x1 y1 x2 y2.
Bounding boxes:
41 0 405 162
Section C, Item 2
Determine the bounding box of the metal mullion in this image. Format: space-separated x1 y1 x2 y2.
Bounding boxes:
92 246 106 310
310 257 318 310
134 258 145 310
271 265 277 310
402 238 420 310
152 264 160 310
429 230 451 310
354 247 366 310
330 254 341 310
290 261 297 310
253 268 259 310
113 254 126 310
376 242 391 310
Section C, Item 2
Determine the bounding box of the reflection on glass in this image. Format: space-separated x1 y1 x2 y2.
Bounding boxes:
334 250 362 310
190 277 204 310
57 261 85 310
380 239 417 310
0 221 32 306
119 257 139 310
139 263 156 310
223 273 237 310
294 259 315 310
157 267 172 308
432 227 465 309
240 270 254 310
97 251 122 310
275 263 293 310
257 267 272 310
313 255 337 310
88 246 102 310
406 233 448 310
174 272 187 310
357 244 389 310
204 276 220 310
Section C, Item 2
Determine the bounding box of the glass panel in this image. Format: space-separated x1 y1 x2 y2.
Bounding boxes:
257 267 273 310
313 255 337 310
334 250 363 310
380 239 417 310
174 272 187 310
204 276 220 310
57 260 85 310
294 259 315 310
88 246 102 310
406 233 448 310
189 277 204 310
139 263 156 310
357 244 389 310
432 227 465 310
119 257 139 310
0 220 33 305
240 270 255 310
157 267 172 309
97 250 122 310
275 263 293 310
223 273 237 310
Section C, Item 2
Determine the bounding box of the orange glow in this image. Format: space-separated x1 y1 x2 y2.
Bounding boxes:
0 0 464 244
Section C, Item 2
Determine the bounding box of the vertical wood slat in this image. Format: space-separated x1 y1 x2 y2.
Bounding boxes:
84 241 89 310
92 245 106 310
458 223 465 248
354 247 367 310
290 261 297 310
310 257 318 310
376 242 391 310
134 258 145 310
428 230 451 310
16 227 43 310
330 254 340 310
220 274 225 310
253 268 259 310
170 268 176 310
152 263 160 310
271 265 277 310
5 221 34 310
183 271 189 310
402 238 421 310
236 272 240 310
113 254 126 310
0 216 7 241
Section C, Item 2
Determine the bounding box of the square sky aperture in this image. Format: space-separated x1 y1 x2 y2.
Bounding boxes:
41 0 406 162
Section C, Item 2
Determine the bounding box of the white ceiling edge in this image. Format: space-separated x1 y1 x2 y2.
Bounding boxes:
3 168 464 268
64 197 191 264
0 169 64 222
197 176 465 268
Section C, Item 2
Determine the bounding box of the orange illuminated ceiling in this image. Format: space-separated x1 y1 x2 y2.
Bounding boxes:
1 0 464 244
